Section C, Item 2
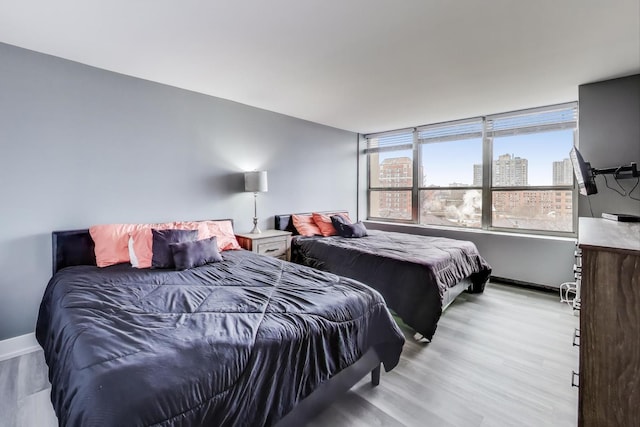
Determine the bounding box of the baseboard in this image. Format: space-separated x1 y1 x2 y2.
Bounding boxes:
0 332 40 362
491 276 559 293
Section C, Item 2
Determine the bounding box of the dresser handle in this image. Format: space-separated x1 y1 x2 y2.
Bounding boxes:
571 371 579 388
572 328 580 347
264 248 278 253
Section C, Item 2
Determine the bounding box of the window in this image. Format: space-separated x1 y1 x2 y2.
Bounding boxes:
418 119 483 228
367 131 414 220
487 106 576 232
365 103 577 235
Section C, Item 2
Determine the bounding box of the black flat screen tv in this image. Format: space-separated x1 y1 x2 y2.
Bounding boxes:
569 146 598 196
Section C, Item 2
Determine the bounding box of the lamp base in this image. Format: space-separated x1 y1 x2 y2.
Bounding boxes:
250 217 261 234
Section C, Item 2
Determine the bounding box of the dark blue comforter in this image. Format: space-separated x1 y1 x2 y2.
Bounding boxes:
292 230 492 340
36 250 404 426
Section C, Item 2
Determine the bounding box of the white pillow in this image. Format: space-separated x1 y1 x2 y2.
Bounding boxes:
128 235 139 268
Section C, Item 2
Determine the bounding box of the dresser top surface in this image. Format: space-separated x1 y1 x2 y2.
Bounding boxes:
578 217 640 253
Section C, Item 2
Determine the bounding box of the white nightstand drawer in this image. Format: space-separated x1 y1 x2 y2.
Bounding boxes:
235 230 292 261
256 240 287 258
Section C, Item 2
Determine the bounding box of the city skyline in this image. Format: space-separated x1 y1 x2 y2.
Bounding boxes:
378 152 574 188
380 128 575 187
374 150 573 231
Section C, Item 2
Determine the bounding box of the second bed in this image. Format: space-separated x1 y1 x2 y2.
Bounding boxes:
276 213 492 341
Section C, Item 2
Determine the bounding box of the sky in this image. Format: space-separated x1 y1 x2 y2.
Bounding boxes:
379 129 575 186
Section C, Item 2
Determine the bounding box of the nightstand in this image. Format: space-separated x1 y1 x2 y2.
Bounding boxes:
235 230 292 261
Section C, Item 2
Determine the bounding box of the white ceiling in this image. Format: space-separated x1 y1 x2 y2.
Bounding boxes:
1 1 639 134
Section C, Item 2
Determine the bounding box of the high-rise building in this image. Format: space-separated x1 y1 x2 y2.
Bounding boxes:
379 157 412 187
553 158 574 185
493 153 528 186
473 164 483 186
473 154 528 186
377 157 412 218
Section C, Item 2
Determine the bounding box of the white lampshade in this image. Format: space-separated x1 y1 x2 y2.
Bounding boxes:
244 171 268 192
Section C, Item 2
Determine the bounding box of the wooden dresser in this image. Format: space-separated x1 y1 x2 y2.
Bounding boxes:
577 217 640 427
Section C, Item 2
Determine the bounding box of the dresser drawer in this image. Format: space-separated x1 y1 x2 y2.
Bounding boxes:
255 240 287 258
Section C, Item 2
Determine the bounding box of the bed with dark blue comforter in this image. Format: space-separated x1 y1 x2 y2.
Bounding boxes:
279 226 492 341
36 249 404 426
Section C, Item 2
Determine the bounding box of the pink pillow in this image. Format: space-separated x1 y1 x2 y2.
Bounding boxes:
311 212 351 237
292 214 322 237
89 224 151 267
89 223 169 267
128 223 176 269
173 220 241 251
89 224 135 267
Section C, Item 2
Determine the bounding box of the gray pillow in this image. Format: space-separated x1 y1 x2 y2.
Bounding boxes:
151 229 199 269
170 236 223 270
330 215 368 238
330 214 349 228
340 221 368 238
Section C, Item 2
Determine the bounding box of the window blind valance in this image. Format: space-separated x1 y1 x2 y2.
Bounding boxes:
417 119 483 144
486 103 577 137
365 130 413 153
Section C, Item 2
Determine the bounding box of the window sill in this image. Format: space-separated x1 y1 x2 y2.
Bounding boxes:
363 220 576 242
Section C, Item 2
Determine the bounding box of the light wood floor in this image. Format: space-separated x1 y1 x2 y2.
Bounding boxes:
308 282 579 427
3 282 578 427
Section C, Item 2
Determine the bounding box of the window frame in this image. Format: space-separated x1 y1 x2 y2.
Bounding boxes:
365 102 578 236
416 117 484 229
366 129 418 222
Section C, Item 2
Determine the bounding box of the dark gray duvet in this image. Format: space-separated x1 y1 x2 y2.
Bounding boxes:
36 250 404 426
292 230 492 340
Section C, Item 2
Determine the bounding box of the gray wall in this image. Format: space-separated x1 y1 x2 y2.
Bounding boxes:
578 74 640 217
0 43 357 341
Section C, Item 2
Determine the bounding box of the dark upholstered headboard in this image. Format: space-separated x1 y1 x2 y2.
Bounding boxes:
274 211 350 235
51 219 234 275
52 229 96 275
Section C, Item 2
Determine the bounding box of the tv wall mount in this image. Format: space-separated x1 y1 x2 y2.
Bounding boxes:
570 146 639 196
591 162 639 179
